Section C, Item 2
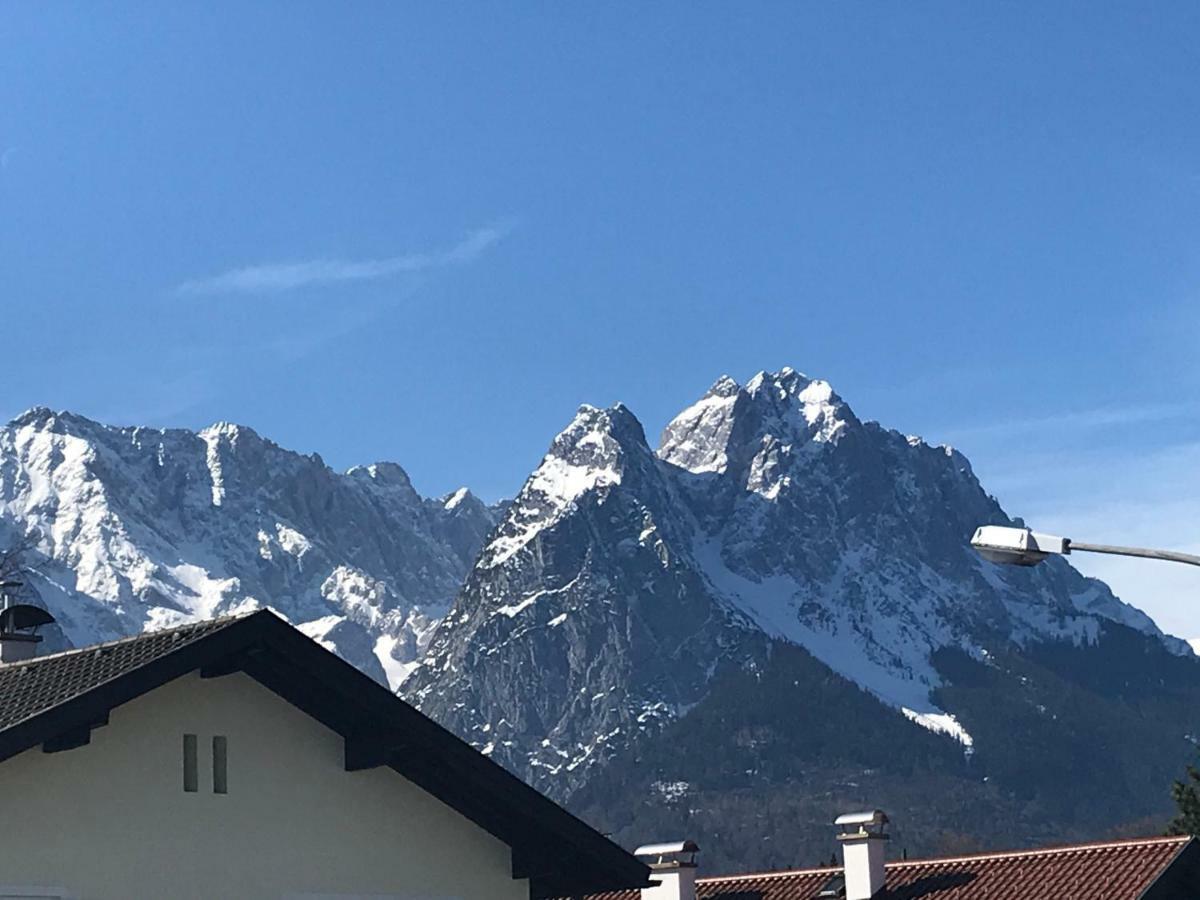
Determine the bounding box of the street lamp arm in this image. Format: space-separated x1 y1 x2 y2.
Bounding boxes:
1067 541 1200 568
970 525 1200 570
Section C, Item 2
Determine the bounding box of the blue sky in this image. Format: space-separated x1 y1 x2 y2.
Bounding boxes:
2 4 1199 635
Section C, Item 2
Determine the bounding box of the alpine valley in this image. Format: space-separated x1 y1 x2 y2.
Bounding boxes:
3 370 1199 872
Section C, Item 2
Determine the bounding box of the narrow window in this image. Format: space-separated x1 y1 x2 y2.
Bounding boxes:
183 734 198 793
212 735 228 794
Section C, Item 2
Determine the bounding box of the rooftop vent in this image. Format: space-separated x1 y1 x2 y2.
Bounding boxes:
634 840 700 900
836 810 889 900
0 580 55 664
816 873 846 898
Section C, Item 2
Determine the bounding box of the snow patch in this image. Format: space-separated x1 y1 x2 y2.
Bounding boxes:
652 780 691 801
374 633 420 690
693 536 952 713
199 425 238 507
162 563 242 619
902 707 975 753
298 614 344 652
496 595 539 618
275 524 312 559
494 575 582 618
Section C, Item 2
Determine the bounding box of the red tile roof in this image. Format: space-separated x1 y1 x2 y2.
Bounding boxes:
582 835 1196 900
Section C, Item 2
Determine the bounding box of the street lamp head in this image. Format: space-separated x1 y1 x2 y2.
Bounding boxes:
970 526 1068 567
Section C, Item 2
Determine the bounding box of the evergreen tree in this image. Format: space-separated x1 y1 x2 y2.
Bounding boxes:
1167 753 1200 836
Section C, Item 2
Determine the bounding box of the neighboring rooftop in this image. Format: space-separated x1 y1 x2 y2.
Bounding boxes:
582 835 1198 900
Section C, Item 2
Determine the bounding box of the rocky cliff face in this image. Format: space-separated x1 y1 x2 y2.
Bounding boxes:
0 408 496 685
406 403 768 790
405 368 1186 799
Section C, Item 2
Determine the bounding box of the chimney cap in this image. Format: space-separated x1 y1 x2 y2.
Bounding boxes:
0 604 55 635
836 809 890 844
634 840 700 869
635 841 700 857
834 810 888 828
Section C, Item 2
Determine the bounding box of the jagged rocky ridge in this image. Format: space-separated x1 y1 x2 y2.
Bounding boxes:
0 408 497 686
408 368 1185 792
4 374 1197 868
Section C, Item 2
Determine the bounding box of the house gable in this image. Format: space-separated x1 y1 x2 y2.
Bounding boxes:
0 612 649 899
0 671 526 900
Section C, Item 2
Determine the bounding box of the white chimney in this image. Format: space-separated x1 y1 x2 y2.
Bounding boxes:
835 810 889 900
634 841 700 900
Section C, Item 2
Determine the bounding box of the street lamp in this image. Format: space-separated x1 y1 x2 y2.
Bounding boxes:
970 525 1200 569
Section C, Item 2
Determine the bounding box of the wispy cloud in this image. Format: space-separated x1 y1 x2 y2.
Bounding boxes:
175 223 514 296
0 147 16 169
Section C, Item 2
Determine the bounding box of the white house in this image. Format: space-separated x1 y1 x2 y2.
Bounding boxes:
0 610 650 900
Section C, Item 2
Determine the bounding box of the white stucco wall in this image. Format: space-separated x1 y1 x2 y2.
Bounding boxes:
0 672 530 900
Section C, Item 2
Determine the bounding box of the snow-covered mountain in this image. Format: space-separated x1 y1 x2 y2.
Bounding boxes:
406 368 1191 806
0 408 496 686
4 376 1196 867
656 368 1186 701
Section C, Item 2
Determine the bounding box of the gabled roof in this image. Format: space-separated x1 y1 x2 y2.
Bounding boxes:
583 835 1199 900
0 611 650 899
0 616 236 730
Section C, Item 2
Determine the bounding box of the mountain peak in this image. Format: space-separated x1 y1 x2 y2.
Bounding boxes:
660 367 857 476
745 365 803 391
6 407 108 435
706 374 741 399
753 370 854 446
442 486 474 510
480 403 650 569
658 379 745 475
748 367 849 423
547 403 649 464
199 421 265 445
347 461 415 488
8 406 56 428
